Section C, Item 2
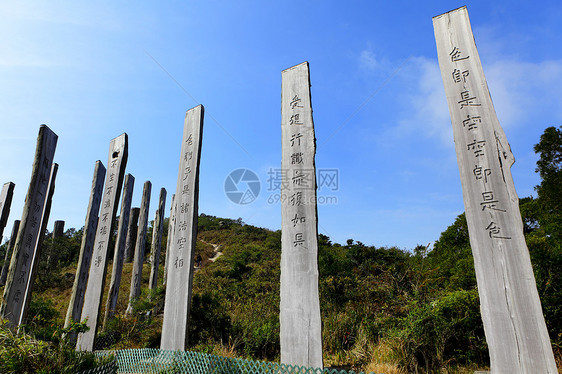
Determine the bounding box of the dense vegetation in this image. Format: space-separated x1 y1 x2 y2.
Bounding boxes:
0 318 113 373
0 126 561 373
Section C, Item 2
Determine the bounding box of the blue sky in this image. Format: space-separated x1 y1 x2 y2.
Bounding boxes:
1 1 561 250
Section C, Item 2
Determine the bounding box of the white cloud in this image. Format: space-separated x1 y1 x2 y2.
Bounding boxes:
393 56 562 145
407 57 452 143
486 59 562 127
359 49 379 71
380 56 452 146
357 44 394 74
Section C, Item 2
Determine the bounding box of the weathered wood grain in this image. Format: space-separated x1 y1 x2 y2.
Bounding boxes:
104 173 135 328
76 134 128 351
149 188 166 290
0 220 20 286
433 7 557 373
161 105 204 350
0 125 57 328
126 181 151 315
64 161 105 337
280 62 323 369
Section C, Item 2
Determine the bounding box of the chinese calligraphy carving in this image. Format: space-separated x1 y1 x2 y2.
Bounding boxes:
103 173 135 329
76 134 128 351
161 105 204 351
280 62 323 369
434 7 556 372
64 161 105 341
0 126 57 329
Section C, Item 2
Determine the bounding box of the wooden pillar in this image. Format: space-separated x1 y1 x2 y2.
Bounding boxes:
76 134 128 351
433 7 557 373
163 194 176 286
52 220 65 239
20 162 58 327
161 105 204 350
126 181 151 315
280 62 323 369
47 220 65 268
0 182 15 243
0 221 20 287
64 161 105 336
148 188 167 290
124 208 140 263
0 181 16 286
103 173 135 327
0 125 57 328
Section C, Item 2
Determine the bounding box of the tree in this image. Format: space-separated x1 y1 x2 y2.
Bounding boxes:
533 126 562 240
427 213 476 292
528 126 562 342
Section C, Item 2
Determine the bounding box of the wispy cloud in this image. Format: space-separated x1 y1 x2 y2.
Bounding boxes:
357 44 393 73
486 59 562 126
390 56 562 145
359 49 379 71
378 56 451 146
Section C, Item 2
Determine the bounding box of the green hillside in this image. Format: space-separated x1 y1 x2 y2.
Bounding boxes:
1 126 562 373
1 208 559 373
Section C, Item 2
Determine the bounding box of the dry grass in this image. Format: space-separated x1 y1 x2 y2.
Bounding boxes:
364 339 405 374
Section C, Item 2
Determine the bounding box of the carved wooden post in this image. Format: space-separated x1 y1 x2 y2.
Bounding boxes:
0 125 57 328
20 162 58 328
433 7 557 373
0 182 16 286
103 174 134 328
64 161 105 336
124 208 140 263
47 220 65 268
161 105 204 350
163 194 176 286
0 182 15 243
126 181 151 315
76 134 128 351
280 62 323 369
149 188 166 290
0 221 20 287
52 220 65 239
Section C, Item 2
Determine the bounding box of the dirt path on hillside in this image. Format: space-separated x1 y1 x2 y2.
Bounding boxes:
208 244 222 262
197 240 223 269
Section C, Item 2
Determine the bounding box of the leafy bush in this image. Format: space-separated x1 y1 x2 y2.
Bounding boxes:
99 286 166 350
24 298 61 343
189 292 232 346
35 229 82 292
395 289 487 372
0 319 112 374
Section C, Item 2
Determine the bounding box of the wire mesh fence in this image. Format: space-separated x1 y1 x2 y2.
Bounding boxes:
93 348 376 374
94 330 122 351
78 359 118 374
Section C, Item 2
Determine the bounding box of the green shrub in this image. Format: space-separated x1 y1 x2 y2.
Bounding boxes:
395 289 487 372
23 298 61 343
188 292 232 346
0 319 112 373
100 287 166 350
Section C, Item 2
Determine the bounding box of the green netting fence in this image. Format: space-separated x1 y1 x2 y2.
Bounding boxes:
92 348 377 374
79 359 118 374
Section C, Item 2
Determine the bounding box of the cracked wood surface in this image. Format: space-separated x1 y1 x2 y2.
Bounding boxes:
433 7 556 373
280 62 323 369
